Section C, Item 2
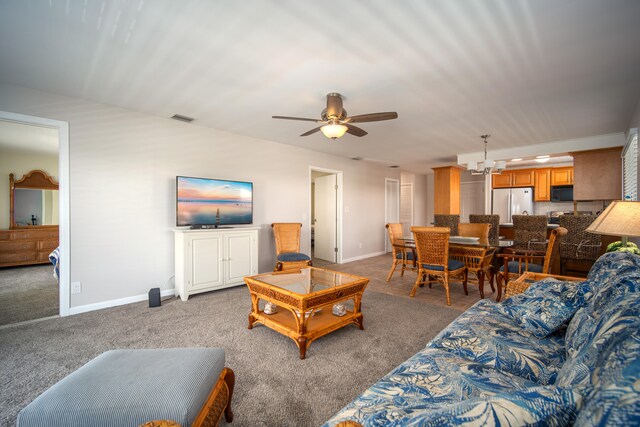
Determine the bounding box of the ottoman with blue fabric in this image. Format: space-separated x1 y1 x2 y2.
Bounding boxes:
17 348 234 427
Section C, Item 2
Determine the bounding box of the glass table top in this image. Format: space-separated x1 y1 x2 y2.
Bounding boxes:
251 267 361 295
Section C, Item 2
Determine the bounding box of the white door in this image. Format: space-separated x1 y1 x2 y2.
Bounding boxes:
460 182 485 222
314 174 337 262
385 179 400 252
400 183 413 238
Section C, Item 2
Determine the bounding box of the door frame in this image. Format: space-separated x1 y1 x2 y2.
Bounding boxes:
309 166 343 264
385 178 400 252
0 110 70 317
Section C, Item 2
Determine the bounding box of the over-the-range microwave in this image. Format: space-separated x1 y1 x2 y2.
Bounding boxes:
551 185 573 202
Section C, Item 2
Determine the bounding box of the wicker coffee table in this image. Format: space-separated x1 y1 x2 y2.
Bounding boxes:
243 267 369 359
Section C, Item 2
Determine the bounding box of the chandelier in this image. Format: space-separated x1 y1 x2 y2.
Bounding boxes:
467 134 506 175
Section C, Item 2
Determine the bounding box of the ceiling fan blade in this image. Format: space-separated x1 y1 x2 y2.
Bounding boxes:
348 112 398 123
272 115 320 122
300 127 322 137
325 93 344 119
346 124 368 137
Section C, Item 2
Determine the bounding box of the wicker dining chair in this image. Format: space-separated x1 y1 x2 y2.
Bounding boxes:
469 214 500 241
271 223 312 271
433 215 460 236
496 227 567 301
410 226 467 306
558 215 601 275
512 215 548 251
385 223 414 281
453 223 496 297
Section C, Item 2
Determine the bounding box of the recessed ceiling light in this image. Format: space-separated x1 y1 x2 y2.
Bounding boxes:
536 155 550 159
535 157 550 163
511 158 522 162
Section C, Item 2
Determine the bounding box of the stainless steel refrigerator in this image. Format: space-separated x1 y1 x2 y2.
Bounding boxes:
492 187 534 223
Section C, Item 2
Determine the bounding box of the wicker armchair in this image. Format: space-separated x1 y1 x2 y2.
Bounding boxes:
434 215 460 236
272 223 312 271
410 226 467 306
512 215 548 251
469 214 500 241
496 227 567 301
558 215 601 274
385 223 414 281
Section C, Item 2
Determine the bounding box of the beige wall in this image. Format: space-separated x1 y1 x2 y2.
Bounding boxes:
0 148 59 229
0 83 400 309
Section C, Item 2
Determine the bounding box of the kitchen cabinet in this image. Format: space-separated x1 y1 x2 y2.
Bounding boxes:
534 168 551 201
551 167 574 186
512 169 535 187
492 169 534 188
492 173 512 188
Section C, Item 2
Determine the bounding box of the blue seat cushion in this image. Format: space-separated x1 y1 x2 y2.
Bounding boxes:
421 259 465 271
500 261 543 273
277 252 311 262
395 251 415 260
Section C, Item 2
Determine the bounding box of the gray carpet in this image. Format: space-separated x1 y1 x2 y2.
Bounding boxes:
0 285 462 427
0 265 59 326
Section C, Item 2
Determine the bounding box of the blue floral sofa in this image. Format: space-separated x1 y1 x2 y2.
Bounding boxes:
324 252 640 426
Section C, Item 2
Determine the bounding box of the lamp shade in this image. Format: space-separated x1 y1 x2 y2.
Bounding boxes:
467 161 478 171
320 124 348 139
586 201 640 237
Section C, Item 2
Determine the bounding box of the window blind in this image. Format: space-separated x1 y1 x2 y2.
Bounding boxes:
623 131 638 201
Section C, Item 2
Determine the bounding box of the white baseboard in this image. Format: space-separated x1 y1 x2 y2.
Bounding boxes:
69 288 175 315
341 250 387 264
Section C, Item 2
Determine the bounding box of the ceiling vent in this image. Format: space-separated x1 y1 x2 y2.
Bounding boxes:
351 156 363 161
171 114 194 123
389 165 399 168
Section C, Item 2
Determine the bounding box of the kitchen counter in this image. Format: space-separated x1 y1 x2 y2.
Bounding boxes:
499 223 560 229
498 223 559 240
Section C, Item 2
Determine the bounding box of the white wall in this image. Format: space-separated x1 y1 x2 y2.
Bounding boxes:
0 149 59 229
0 84 399 310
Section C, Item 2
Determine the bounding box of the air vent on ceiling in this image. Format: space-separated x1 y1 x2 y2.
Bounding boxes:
171 114 195 123
351 156 363 161
389 165 399 168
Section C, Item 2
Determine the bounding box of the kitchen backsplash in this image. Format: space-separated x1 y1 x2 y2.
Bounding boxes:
534 200 611 216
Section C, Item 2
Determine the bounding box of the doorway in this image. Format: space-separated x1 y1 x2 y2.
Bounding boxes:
385 178 400 252
310 167 342 266
0 110 70 325
460 181 485 222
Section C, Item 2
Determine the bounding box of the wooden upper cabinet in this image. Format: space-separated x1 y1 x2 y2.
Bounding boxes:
511 169 534 187
534 168 551 201
492 172 512 188
551 167 573 186
432 166 462 214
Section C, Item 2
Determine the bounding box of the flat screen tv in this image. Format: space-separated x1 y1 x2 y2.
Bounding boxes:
176 176 253 228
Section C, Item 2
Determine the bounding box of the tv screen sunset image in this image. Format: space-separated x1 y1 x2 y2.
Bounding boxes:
177 177 253 226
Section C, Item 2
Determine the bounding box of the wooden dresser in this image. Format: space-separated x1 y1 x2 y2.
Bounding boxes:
0 227 59 267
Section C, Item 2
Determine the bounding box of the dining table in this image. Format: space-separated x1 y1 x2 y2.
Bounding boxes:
392 236 515 298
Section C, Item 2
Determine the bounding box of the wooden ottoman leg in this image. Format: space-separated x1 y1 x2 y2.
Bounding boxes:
223 368 235 423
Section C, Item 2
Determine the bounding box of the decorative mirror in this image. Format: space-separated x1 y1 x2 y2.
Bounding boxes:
9 170 59 229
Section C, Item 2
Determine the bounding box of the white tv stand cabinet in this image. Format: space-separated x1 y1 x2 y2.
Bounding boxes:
174 227 259 301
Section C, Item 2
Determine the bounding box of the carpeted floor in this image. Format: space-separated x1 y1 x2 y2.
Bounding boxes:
0 272 464 426
0 265 59 326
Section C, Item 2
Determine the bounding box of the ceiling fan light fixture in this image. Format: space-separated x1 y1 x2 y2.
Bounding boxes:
321 124 348 139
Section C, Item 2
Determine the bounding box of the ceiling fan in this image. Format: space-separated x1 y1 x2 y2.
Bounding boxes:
272 92 398 139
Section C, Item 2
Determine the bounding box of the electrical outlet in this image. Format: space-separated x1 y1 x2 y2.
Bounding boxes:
71 281 82 294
